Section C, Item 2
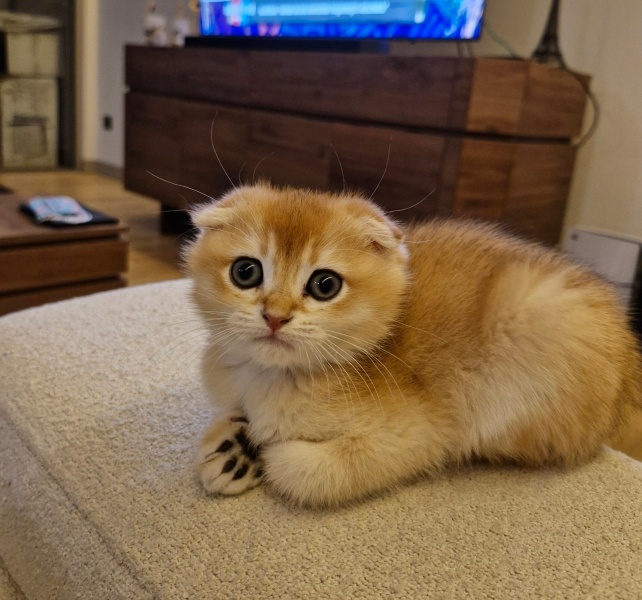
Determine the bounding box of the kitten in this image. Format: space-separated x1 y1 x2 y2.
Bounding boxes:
185 183 642 508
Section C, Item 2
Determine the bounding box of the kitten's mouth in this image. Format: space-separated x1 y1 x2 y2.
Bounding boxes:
253 334 294 349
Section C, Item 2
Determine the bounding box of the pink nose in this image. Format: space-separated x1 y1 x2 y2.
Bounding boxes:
262 312 292 333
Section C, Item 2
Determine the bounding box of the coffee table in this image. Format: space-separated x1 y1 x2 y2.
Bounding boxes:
0 194 128 316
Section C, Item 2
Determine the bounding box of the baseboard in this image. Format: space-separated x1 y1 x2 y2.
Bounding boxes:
81 161 123 180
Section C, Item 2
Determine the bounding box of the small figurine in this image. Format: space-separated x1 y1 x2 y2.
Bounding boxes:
144 0 168 47
171 1 192 47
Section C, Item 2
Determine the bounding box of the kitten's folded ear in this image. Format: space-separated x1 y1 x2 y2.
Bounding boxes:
190 202 233 231
361 215 405 253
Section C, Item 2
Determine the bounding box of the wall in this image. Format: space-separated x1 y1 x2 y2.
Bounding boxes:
559 1 642 240
77 0 642 239
77 0 194 167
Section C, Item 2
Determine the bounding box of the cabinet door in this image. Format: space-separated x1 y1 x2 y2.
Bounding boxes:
124 93 183 207
451 139 514 223
451 139 574 245
504 143 577 245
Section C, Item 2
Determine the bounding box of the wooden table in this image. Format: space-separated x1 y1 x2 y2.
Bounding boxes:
0 194 129 316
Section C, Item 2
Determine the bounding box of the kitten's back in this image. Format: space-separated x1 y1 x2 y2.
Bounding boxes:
398 220 641 463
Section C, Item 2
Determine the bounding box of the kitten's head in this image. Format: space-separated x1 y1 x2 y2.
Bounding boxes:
184 184 409 370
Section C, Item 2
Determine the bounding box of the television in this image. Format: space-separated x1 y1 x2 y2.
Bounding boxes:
198 1 485 42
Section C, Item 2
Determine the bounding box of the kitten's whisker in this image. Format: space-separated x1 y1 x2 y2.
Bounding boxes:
321 338 364 412
365 351 408 407
316 340 359 415
210 115 238 192
330 335 406 414
191 290 243 313
317 343 356 419
161 322 237 365
308 344 333 401
386 190 435 214
321 338 385 418
196 340 228 382
330 143 347 194
326 328 418 375
204 117 261 236
388 319 447 344
368 139 392 202
326 330 406 407
171 337 211 375
137 317 205 340
238 160 247 186
252 152 275 185
212 331 246 364
301 345 314 375
332 357 360 424
149 326 209 362
203 331 245 376
161 332 212 377
205 326 240 343
146 171 214 201
191 325 232 353
191 313 231 322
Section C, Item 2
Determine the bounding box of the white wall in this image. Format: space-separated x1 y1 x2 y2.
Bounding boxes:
560 1 642 240
77 0 642 239
77 0 191 166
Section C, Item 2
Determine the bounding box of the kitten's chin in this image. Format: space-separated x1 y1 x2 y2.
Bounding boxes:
245 337 304 369
250 347 301 369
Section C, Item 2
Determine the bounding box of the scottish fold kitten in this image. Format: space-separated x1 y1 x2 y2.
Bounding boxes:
185 184 641 507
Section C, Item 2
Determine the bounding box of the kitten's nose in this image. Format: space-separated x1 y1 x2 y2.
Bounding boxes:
262 311 292 333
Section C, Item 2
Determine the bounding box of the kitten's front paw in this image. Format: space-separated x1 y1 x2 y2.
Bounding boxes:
197 412 263 496
263 440 342 508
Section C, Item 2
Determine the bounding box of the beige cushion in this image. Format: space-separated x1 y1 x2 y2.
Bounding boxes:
0 559 24 600
1 280 641 599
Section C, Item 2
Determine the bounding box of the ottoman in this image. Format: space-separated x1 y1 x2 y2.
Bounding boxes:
0 280 641 599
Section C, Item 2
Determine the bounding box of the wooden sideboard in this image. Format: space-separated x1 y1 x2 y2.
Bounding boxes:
124 46 588 245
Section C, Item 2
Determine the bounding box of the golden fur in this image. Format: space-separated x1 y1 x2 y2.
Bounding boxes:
185 184 642 508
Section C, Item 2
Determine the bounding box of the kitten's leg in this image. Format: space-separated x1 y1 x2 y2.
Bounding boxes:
262 424 449 508
197 411 264 496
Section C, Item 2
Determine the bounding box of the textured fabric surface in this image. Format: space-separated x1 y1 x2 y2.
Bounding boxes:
0 559 24 600
0 279 641 599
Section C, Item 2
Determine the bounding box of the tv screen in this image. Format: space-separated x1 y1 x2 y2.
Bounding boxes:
199 1 485 41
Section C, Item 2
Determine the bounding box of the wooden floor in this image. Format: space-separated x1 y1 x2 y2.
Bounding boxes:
0 170 185 286
1 169 640 461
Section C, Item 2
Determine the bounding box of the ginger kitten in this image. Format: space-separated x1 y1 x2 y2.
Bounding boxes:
185 184 642 508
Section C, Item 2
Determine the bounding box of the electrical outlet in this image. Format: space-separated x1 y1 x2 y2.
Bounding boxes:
102 115 113 130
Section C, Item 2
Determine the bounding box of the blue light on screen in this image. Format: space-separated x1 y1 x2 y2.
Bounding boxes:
199 0 485 41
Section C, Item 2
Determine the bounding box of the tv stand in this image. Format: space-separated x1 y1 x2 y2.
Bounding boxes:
124 46 589 245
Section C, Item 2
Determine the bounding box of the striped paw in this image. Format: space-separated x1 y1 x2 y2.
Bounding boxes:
197 412 263 496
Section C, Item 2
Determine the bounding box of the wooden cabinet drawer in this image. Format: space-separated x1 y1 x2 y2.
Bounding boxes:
0 278 126 316
0 238 128 294
177 100 448 219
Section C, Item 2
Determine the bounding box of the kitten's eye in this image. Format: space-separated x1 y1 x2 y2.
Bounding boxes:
230 257 263 289
306 270 342 301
